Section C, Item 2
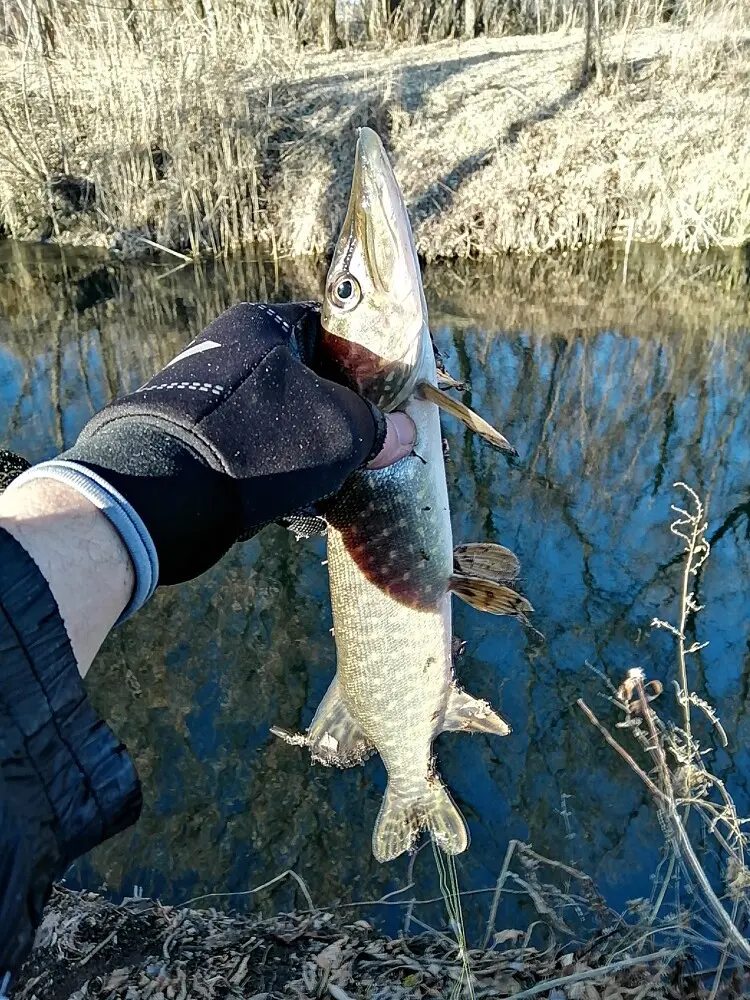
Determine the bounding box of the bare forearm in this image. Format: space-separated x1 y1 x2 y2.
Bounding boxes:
0 479 134 676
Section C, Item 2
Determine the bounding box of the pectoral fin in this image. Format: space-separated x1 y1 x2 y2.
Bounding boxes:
271 675 373 768
416 381 516 456
453 542 520 584
437 371 468 391
442 685 511 736
450 572 534 621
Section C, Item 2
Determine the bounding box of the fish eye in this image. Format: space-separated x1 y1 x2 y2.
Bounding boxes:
329 273 361 311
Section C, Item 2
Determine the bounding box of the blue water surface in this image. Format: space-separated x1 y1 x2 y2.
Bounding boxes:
1 242 748 942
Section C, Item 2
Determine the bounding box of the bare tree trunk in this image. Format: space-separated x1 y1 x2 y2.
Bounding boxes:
579 0 603 88
463 0 477 38
318 0 340 51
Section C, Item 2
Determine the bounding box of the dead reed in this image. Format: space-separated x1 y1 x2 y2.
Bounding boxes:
0 1 748 258
578 483 750 994
13 878 683 1000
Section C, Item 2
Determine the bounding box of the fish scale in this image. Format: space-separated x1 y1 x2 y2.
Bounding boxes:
326 387 456 853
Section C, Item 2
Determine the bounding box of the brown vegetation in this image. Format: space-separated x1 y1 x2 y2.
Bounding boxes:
13 873 726 1000
0 0 748 257
579 485 750 997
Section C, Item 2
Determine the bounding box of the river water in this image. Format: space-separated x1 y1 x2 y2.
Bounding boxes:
1 241 748 939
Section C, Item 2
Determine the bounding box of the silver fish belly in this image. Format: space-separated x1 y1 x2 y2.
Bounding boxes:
324 382 464 862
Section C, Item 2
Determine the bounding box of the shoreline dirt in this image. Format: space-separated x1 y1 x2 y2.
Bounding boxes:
1 21 749 259
14 885 705 1000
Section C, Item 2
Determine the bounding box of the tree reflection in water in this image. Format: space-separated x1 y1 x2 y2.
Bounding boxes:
1 242 748 936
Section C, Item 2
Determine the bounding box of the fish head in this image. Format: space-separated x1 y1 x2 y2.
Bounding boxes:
320 127 431 412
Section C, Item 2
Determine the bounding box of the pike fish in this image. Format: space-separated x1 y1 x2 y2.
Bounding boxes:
273 128 532 862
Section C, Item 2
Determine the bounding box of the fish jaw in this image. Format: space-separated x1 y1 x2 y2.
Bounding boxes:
320 127 431 411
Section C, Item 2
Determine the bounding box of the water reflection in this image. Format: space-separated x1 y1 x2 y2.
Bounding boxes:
1 242 748 937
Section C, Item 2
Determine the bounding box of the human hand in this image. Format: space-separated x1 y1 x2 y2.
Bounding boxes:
50 302 415 585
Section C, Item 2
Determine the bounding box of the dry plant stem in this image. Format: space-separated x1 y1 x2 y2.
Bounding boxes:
635 675 674 804
635 673 685 925
576 700 665 799
0 106 42 180
672 482 708 742
649 484 721 930
78 918 126 966
507 949 673 1000
577 699 750 963
709 904 737 1000
20 0 48 180
649 853 677 924
482 838 517 949
177 869 315 911
136 236 193 261
517 844 595 886
403 839 427 935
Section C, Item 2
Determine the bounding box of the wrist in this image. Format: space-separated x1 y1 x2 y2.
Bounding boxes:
0 478 134 676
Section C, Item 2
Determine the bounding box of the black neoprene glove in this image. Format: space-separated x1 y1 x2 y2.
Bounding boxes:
61 302 388 584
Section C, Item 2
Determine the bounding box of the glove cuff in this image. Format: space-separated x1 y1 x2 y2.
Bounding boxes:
59 418 244 585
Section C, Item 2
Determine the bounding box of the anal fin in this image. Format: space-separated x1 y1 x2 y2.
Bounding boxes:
442 685 511 736
417 381 516 456
272 675 373 769
454 542 520 584
450 572 534 621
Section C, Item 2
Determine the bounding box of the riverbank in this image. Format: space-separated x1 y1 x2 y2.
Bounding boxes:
0 16 748 258
13 885 708 1000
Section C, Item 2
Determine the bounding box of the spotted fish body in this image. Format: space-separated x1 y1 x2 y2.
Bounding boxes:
324 347 467 861
273 128 527 862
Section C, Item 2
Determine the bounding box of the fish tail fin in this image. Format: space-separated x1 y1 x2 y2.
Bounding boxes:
372 779 469 863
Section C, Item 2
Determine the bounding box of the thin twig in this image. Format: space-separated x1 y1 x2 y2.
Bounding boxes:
178 869 314 912
482 838 517 949
576 700 666 800
136 235 194 261
78 917 126 966
508 949 674 999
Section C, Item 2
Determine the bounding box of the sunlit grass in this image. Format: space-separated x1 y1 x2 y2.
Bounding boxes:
0 2 748 257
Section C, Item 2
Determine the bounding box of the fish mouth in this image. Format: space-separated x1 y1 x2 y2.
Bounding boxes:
322 127 430 410
346 127 416 298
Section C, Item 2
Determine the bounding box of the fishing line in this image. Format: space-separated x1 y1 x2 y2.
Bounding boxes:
431 836 475 1000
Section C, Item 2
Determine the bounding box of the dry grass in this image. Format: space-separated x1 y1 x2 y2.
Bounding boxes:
14 831 747 998
0 1 749 258
10 878 693 1000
